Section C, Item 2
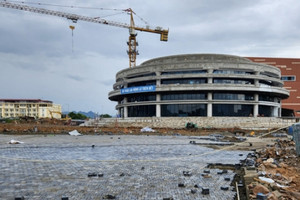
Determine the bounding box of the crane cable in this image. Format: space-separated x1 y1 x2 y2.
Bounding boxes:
3 0 124 11
69 25 75 52
4 0 151 26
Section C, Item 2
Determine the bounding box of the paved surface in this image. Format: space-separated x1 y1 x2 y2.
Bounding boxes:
0 134 249 200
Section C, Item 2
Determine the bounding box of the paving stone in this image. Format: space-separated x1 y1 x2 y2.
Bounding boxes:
0 135 250 199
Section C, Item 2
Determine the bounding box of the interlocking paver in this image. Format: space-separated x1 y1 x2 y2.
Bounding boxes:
0 134 249 199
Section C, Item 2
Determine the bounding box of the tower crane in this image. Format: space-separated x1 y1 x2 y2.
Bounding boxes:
0 1 169 68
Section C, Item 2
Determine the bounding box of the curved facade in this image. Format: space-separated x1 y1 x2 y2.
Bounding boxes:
109 54 289 118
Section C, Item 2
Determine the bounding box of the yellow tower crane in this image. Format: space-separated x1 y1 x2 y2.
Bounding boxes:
0 1 169 68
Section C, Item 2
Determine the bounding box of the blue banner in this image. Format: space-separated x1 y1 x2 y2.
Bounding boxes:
121 85 156 94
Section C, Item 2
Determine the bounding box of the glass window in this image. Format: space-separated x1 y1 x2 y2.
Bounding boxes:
161 78 207 85
213 70 254 75
127 94 156 102
213 104 253 117
161 104 207 117
213 78 254 85
259 80 276 87
261 72 279 78
128 80 156 87
161 93 207 100
127 72 156 79
281 76 296 81
128 105 156 117
161 70 206 75
259 95 275 102
258 105 273 117
213 93 254 100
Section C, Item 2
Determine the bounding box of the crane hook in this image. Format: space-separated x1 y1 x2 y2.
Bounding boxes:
69 25 75 52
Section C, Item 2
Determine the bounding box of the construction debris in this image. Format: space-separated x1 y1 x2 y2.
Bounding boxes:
68 130 81 136
140 126 155 132
8 139 24 144
247 139 300 200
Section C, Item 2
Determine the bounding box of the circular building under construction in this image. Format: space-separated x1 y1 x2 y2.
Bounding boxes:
108 54 289 118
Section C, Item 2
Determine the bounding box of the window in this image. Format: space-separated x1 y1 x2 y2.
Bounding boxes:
213 70 254 75
161 104 207 117
128 80 156 87
161 70 206 75
127 72 156 79
259 95 275 102
213 78 253 85
161 93 207 100
161 78 207 85
213 93 254 101
127 94 156 102
259 105 273 117
213 104 253 117
281 76 296 81
128 105 156 117
261 72 279 78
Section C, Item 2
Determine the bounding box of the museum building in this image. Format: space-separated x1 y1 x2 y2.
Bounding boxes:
108 54 289 118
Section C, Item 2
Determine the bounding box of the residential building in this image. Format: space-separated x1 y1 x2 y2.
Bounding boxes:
0 99 61 119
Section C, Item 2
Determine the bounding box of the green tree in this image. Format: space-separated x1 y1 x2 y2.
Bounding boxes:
100 114 112 118
68 112 88 120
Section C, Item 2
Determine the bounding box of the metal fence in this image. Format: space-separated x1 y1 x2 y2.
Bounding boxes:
292 123 300 156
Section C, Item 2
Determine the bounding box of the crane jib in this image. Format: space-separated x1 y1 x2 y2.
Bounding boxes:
0 1 169 68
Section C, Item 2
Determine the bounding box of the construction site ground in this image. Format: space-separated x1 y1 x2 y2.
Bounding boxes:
0 120 299 199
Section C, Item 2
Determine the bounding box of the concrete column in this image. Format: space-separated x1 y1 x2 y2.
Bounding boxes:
254 104 259 117
156 94 161 117
123 97 128 118
207 92 212 117
208 69 213 84
273 106 279 117
254 93 259 117
255 72 260 86
254 94 259 101
278 108 282 117
207 104 212 117
156 79 161 86
156 105 161 117
156 71 161 86
124 106 128 118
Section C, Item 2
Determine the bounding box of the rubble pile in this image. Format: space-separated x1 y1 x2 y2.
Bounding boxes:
248 140 300 200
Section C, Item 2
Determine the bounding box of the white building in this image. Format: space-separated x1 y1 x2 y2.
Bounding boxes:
0 99 61 119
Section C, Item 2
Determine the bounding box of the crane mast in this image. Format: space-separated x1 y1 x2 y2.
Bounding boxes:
0 1 169 68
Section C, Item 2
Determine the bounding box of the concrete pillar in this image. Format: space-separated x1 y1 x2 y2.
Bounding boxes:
124 106 128 118
278 108 282 117
156 79 161 86
254 104 259 117
255 72 260 86
272 106 279 117
207 92 212 117
253 93 259 117
156 94 161 117
156 105 161 117
207 104 212 117
123 97 128 118
156 71 161 86
254 94 259 101
208 69 213 84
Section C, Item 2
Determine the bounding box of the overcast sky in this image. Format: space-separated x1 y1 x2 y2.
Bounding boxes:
1 0 300 115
